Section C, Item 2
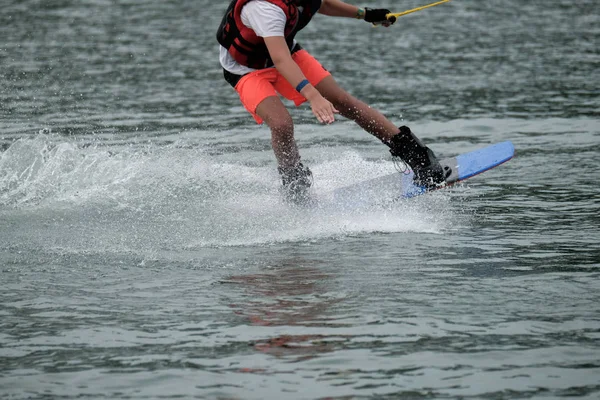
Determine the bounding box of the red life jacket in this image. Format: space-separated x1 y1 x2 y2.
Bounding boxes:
217 0 321 69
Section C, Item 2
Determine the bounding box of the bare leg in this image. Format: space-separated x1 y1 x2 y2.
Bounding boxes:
315 75 399 142
315 76 446 187
256 96 312 201
255 95 300 168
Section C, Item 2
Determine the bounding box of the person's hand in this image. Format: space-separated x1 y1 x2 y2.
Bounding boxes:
307 94 339 124
364 8 396 27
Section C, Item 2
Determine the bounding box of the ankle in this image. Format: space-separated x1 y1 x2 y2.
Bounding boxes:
387 126 429 164
278 162 312 187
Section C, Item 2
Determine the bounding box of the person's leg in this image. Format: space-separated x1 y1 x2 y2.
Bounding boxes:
255 96 313 201
315 76 446 187
255 96 299 168
235 69 302 168
315 76 399 143
287 50 404 146
234 69 312 200
288 50 401 143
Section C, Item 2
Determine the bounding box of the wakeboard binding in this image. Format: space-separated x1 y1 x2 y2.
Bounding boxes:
387 125 450 189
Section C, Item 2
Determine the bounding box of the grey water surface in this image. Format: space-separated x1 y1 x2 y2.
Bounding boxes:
1 0 599 399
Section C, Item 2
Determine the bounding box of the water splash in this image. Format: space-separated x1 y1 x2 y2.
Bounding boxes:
0 133 452 252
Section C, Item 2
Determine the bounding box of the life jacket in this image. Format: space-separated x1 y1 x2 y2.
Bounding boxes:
217 0 321 69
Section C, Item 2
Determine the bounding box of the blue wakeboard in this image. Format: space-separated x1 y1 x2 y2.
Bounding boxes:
332 141 515 203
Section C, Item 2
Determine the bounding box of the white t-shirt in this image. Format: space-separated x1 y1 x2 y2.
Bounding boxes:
219 0 298 75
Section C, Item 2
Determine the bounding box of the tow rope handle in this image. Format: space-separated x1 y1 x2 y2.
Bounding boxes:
372 0 451 25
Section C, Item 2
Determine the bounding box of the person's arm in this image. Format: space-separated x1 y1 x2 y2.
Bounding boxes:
318 0 395 26
263 36 338 124
318 0 360 17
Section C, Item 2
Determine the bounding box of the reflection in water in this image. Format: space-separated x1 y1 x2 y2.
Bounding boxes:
224 259 346 362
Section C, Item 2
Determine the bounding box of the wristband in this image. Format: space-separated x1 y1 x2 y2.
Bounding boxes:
295 79 310 92
356 8 365 19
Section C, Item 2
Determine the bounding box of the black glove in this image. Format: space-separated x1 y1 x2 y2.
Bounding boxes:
364 8 396 25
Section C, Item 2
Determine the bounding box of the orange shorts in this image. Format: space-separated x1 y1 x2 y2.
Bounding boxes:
234 49 331 124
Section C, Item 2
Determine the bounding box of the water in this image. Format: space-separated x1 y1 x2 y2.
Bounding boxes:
1 0 599 399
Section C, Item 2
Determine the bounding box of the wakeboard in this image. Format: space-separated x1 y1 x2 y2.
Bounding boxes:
332 141 515 203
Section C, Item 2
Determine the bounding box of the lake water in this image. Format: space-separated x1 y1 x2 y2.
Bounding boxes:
1 0 599 399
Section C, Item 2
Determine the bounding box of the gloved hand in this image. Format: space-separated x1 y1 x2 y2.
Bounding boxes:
364 8 396 26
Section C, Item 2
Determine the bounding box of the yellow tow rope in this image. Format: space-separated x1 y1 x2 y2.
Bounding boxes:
384 0 451 22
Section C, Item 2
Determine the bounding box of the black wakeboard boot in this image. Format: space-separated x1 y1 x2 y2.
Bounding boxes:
278 162 313 204
386 126 447 189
